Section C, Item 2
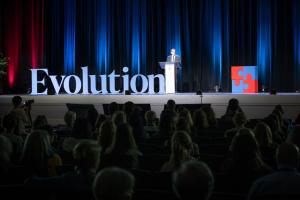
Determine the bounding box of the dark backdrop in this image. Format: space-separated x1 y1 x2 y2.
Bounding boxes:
0 0 299 93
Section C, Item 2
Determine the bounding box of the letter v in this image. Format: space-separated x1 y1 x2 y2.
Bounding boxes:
49 75 66 94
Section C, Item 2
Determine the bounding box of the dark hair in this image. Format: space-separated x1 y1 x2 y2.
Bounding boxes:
2 114 17 133
33 115 48 130
12 96 22 107
71 118 93 139
108 102 119 116
113 123 138 154
166 99 176 111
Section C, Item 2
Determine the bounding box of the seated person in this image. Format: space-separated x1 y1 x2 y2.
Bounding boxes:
26 140 101 199
172 160 214 200
161 131 199 172
93 167 135 200
248 143 300 199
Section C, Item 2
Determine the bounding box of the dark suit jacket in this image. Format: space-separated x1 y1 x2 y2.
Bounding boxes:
167 55 181 63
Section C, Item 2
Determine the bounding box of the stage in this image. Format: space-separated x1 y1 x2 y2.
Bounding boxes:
0 93 300 125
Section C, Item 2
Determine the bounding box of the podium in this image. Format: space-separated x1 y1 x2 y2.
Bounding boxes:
159 62 181 94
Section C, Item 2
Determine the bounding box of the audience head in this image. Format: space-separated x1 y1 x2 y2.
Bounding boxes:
177 117 192 135
21 130 53 171
98 119 116 153
113 123 138 154
33 115 48 130
170 131 193 169
254 122 273 147
201 105 217 128
225 98 241 116
276 142 299 169
73 140 101 173
166 99 176 111
112 111 127 127
64 111 76 128
173 160 214 200
233 111 247 127
12 96 22 108
193 109 209 130
230 128 263 168
123 101 135 118
159 109 177 137
178 107 193 128
274 104 284 115
108 102 119 116
144 110 157 126
93 167 135 200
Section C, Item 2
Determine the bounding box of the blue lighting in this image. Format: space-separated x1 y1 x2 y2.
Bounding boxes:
257 0 272 86
165 0 182 81
94 0 109 74
293 0 300 87
203 0 229 87
64 0 76 75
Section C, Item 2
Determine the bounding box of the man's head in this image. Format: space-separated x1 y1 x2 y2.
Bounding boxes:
171 48 176 56
276 142 299 169
93 167 135 200
172 160 214 200
12 96 22 108
166 99 176 111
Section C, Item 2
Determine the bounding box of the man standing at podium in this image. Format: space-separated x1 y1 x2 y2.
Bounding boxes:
167 48 181 63
166 48 181 92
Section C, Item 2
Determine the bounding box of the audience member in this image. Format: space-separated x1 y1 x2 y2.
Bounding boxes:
33 115 48 130
143 110 159 138
287 125 300 149
2 113 24 163
224 111 247 142
201 105 217 128
161 131 198 172
108 102 119 116
112 111 127 127
100 123 141 169
97 119 116 154
93 167 135 200
62 111 76 131
248 143 300 199
62 118 93 153
166 99 176 112
159 109 177 137
193 109 210 135
21 130 62 176
254 122 278 167
225 128 271 174
26 140 101 199
10 95 31 134
172 160 214 200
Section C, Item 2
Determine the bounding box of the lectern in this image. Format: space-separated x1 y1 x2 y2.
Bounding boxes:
159 62 181 94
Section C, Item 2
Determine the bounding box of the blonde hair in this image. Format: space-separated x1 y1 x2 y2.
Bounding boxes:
170 131 193 169
98 119 117 153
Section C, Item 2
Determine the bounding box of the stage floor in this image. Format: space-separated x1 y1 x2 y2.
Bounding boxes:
0 93 300 125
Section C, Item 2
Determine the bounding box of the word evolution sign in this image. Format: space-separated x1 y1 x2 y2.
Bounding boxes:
231 66 258 93
30 67 165 95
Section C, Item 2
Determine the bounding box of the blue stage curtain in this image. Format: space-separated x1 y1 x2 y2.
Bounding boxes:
1 0 299 92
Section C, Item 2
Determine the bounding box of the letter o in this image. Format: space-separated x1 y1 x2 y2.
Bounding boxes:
130 74 148 93
64 75 82 94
